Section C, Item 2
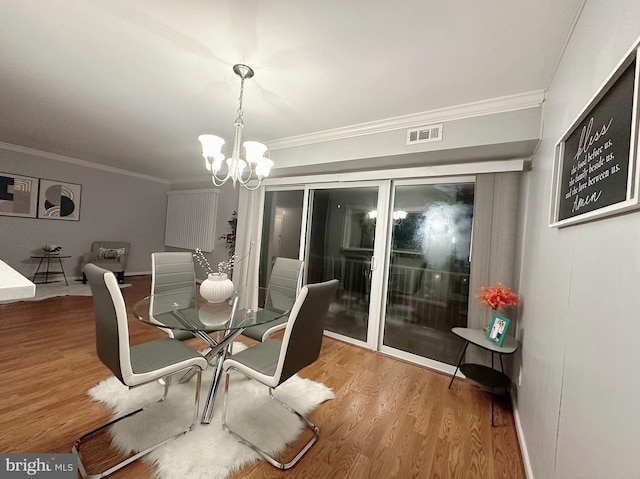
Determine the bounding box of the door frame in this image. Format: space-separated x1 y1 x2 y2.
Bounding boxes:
260 176 476 372
237 164 518 373
303 180 390 351
377 176 476 374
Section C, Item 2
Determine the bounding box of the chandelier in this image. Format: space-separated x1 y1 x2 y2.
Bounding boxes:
198 64 273 190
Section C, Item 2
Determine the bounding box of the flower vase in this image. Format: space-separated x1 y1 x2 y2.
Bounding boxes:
199 273 234 303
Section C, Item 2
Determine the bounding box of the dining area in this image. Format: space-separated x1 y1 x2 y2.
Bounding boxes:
65 249 339 478
0 267 527 479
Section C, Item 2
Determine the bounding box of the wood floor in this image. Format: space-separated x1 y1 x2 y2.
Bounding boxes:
0 275 525 479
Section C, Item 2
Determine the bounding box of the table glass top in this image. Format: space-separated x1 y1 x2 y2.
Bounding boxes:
132 288 286 333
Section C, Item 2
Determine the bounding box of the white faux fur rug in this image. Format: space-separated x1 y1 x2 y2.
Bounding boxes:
88 345 334 479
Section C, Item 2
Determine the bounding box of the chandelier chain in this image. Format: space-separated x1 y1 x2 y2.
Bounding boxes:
237 75 245 117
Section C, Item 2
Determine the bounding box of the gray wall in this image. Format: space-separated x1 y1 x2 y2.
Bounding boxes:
0 148 240 282
0 145 241 290
1 146 168 279
270 107 542 171
516 1 640 478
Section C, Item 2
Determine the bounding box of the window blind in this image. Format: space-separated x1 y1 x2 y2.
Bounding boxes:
164 189 219 252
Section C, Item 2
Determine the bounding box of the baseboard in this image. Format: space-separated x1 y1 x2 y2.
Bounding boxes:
511 390 535 479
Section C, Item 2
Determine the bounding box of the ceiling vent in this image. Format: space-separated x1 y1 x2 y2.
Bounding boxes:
406 123 443 145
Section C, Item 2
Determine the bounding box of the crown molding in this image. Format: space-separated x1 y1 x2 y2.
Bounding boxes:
267 90 546 151
0 141 169 184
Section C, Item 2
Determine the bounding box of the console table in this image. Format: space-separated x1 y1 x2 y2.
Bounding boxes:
448 326 518 426
31 255 71 285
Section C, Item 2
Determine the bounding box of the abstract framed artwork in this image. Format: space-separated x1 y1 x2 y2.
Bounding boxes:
38 179 82 221
0 172 39 218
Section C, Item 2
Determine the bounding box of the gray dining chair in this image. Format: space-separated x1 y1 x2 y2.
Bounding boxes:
242 257 304 342
74 264 208 479
222 279 339 469
151 252 198 341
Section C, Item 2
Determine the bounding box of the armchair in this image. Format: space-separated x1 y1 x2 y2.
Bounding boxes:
81 241 130 284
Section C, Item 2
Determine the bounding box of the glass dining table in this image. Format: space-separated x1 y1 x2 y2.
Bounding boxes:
132 289 287 425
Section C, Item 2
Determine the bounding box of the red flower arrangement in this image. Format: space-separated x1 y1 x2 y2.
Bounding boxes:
475 282 519 310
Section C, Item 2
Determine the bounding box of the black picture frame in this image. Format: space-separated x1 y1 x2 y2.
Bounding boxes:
550 44 640 227
37 178 82 221
0 172 39 218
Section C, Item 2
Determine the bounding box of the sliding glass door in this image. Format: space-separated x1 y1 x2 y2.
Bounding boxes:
305 185 384 343
258 178 475 368
381 181 474 365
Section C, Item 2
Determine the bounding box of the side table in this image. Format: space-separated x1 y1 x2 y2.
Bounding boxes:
31 255 71 285
448 326 518 426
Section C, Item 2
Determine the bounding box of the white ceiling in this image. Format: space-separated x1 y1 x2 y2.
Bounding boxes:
0 0 584 181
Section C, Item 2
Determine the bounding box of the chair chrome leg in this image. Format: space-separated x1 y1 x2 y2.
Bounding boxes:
267 387 319 467
221 368 320 470
190 368 202 429
158 376 171 401
74 366 203 479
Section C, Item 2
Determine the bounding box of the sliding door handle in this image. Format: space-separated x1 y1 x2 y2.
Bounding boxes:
370 256 377 272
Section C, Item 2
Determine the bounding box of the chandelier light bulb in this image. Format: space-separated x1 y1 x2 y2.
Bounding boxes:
198 135 225 173
243 141 268 164
255 157 274 179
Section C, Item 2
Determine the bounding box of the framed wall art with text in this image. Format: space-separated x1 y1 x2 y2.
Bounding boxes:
549 42 640 227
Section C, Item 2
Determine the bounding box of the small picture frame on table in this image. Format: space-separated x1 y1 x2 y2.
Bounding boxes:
486 314 510 347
